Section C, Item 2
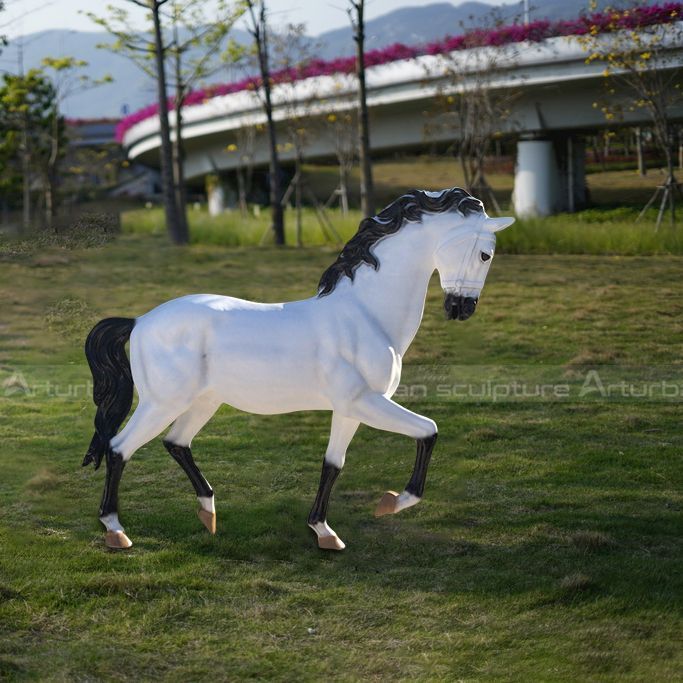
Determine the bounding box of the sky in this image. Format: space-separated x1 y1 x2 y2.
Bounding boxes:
0 0 509 39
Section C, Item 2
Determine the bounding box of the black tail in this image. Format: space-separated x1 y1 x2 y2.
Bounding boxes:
83 317 136 469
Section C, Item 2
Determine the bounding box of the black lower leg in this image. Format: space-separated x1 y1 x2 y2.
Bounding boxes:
405 433 438 499
163 440 213 498
308 461 341 525
99 448 125 518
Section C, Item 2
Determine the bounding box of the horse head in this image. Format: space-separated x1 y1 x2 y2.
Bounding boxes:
432 201 514 321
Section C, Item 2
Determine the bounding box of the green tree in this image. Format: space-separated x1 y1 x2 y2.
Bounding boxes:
0 4 17 219
0 99 21 221
167 0 245 236
89 0 244 245
40 57 109 230
88 0 186 244
0 70 60 231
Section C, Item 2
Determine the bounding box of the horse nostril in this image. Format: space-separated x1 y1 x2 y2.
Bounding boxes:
444 293 459 319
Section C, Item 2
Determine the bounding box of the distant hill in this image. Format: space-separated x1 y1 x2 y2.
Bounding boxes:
315 0 641 58
0 0 652 119
0 28 252 119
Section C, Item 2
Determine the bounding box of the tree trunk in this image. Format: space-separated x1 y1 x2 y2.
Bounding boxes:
173 97 190 239
353 0 374 218
21 111 30 232
236 166 248 216
45 170 58 232
44 180 54 231
152 2 186 245
253 2 284 245
663 129 676 227
45 106 60 232
339 163 349 216
635 127 646 176
295 153 303 247
171 22 190 241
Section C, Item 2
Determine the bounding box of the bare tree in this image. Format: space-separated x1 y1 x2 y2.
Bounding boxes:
326 109 357 216
245 0 285 245
320 70 358 216
268 23 324 245
226 124 257 216
347 0 374 217
424 24 521 212
635 126 647 176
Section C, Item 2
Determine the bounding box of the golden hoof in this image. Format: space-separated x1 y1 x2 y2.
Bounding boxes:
198 508 216 534
104 530 132 550
317 534 346 551
375 490 400 517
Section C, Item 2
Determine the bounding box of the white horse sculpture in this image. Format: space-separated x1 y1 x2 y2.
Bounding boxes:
83 188 513 551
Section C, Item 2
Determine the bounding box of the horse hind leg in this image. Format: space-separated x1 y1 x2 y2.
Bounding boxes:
163 396 221 534
101 400 188 549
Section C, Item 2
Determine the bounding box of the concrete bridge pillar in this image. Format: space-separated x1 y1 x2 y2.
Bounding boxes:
513 135 586 217
513 139 559 217
206 174 236 216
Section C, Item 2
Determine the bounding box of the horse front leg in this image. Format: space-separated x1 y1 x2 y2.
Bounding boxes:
343 392 438 518
308 414 359 551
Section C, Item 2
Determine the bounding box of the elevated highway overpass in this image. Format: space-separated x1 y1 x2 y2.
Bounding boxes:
122 30 683 217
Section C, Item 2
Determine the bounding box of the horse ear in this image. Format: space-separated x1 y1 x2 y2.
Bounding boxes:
486 217 515 232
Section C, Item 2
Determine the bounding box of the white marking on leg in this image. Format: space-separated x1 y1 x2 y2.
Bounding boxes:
99 512 124 533
197 495 215 513
395 491 421 512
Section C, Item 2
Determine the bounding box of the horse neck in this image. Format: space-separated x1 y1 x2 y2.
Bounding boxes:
344 224 436 354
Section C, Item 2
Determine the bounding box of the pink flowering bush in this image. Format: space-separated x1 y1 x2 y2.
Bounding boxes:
115 3 683 142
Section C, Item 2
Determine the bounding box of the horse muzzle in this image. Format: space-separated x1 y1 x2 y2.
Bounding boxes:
444 293 478 321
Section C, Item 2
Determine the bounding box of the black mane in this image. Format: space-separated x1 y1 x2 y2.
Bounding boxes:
317 188 484 297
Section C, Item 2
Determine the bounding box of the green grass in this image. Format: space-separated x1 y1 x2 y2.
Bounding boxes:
123 163 683 254
123 203 683 255
122 205 364 247
1 233 682 680
498 207 683 255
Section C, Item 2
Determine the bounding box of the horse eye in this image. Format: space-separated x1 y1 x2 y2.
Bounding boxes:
480 251 491 262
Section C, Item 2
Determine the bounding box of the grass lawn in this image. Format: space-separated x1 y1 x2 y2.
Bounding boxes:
123 203 683 255
0 232 681 680
124 163 683 254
